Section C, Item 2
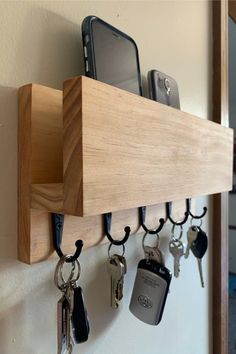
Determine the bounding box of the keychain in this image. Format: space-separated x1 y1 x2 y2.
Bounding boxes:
54 254 90 354
129 231 172 325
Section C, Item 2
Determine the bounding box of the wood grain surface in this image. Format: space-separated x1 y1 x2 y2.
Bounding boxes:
31 183 63 212
18 83 193 263
63 76 233 217
18 84 62 263
212 1 229 353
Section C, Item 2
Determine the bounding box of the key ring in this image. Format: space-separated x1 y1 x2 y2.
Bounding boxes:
54 254 81 290
190 217 203 228
108 243 125 259
171 224 183 241
142 231 160 252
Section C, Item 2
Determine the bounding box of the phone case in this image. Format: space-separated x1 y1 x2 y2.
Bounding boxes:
148 69 180 109
81 16 143 95
81 16 97 79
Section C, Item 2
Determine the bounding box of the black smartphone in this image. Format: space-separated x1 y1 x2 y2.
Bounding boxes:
148 70 180 109
82 16 142 96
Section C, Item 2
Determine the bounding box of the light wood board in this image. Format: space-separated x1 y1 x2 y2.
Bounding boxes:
18 83 192 263
63 76 233 217
18 84 62 263
18 76 231 264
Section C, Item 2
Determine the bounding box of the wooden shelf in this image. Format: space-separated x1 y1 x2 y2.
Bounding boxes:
18 76 233 264
63 76 233 216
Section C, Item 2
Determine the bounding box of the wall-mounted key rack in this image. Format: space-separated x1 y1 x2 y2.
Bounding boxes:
18 76 233 264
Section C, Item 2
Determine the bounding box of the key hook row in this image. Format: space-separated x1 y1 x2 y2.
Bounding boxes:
51 213 83 263
166 199 207 226
166 202 189 226
103 212 131 246
139 206 165 234
186 198 207 219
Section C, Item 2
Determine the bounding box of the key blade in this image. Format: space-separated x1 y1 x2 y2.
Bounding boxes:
107 256 126 309
57 296 67 354
116 277 124 301
184 245 191 259
197 258 205 288
116 255 127 274
169 240 184 278
185 226 198 258
111 278 119 309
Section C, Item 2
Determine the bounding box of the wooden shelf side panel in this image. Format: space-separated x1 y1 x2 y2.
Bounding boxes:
18 84 63 263
63 76 233 217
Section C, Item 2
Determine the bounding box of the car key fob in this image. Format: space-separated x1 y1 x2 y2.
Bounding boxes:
129 259 171 325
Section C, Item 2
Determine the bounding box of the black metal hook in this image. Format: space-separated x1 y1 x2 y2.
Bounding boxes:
103 212 131 246
186 198 207 219
51 213 83 263
139 206 165 234
166 202 189 226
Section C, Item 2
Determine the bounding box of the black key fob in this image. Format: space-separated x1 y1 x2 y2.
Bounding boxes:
71 286 90 343
191 228 208 259
129 259 172 325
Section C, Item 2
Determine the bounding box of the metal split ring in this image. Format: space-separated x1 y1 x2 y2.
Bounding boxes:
142 231 160 252
171 223 183 241
54 254 81 290
108 243 125 259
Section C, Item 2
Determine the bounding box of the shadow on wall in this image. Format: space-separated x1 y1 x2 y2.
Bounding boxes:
0 87 18 261
0 260 60 354
13 7 84 89
85 257 122 341
0 7 86 260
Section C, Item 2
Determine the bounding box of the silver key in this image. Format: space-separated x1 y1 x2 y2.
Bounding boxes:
169 240 184 277
143 245 164 265
57 295 67 354
54 255 81 353
185 226 198 259
107 255 126 309
197 258 205 288
115 255 127 301
65 285 74 353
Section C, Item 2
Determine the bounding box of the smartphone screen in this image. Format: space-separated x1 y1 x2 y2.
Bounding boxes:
83 17 142 95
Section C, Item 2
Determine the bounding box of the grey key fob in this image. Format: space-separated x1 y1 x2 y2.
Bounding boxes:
129 259 171 326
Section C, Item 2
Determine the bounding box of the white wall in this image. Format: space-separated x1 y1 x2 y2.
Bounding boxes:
0 1 211 354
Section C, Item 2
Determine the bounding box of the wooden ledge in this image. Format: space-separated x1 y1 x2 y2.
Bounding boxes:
63 76 233 217
18 76 233 263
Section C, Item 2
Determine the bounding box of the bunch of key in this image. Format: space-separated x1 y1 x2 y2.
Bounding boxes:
129 232 172 325
54 255 90 354
169 224 184 278
107 243 127 309
185 221 208 288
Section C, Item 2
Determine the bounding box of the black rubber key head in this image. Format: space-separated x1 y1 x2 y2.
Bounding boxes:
190 228 208 259
71 286 90 343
